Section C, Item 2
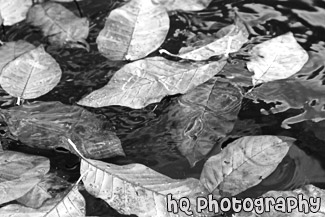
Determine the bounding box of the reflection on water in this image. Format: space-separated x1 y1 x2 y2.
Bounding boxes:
1 0 325 216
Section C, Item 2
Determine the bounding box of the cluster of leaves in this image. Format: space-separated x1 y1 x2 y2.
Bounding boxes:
0 0 324 216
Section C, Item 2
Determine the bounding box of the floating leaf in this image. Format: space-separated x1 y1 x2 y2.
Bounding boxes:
200 136 294 197
77 57 226 109
0 0 32 26
0 186 86 217
0 45 61 99
1 101 124 159
152 0 212 11
235 185 325 217
168 77 242 166
176 19 249 60
0 150 50 204
81 158 212 217
247 32 309 85
0 41 35 73
27 2 89 49
96 0 169 61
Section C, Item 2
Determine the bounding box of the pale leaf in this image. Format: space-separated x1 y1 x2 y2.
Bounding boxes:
247 32 309 85
81 158 212 217
96 0 169 61
200 136 294 196
0 45 62 99
0 0 32 26
152 0 212 11
0 186 86 217
27 2 89 49
77 57 226 109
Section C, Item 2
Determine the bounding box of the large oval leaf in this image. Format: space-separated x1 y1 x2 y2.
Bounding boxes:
168 77 242 166
200 136 294 197
77 57 226 109
152 0 212 11
0 40 35 73
235 185 325 217
0 150 50 204
1 101 124 159
81 158 212 217
27 2 89 49
0 0 32 26
177 19 249 61
247 32 309 85
96 0 169 61
0 186 86 217
0 45 61 99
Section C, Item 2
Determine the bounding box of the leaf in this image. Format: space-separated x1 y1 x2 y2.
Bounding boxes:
16 173 71 209
77 57 226 109
0 0 33 26
0 150 50 204
175 18 249 60
0 45 62 99
96 0 169 61
200 136 294 197
1 101 124 159
168 77 242 166
26 2 89 49
247 32 309 85
234 185 325 217
152 0 212 11
0 186 86 217
0 41 36 73
81 158 212 217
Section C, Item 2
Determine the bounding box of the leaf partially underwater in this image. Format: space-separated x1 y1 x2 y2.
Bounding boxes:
0 101 124 159
0 41 35 73
168 77 242 166
200 136 294 197
96 0 169 61
0 186 86 217
0 150 50 204
77 57 226 109
152 0 212 11
27 2 89 49
81 158 213 217
176 18 249 60
0 0 32 26
247 32 309 85
0 45 62 99
235 185 325 217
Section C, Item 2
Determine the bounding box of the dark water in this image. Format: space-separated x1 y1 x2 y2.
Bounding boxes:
1 0 325 216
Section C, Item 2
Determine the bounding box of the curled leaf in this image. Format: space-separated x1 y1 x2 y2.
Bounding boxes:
78 57 226 109
96 0 169 61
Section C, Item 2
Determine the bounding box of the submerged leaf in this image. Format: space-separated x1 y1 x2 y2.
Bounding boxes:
81 158 212 217
0 150 50 204
168 77 242 166
152 0 212 11
247 32 309 85
235 185 325 217
0 186 86 217
0 45 61 99
1 101 124 159
200 136 294 197
0 41 36 73
27 2 89 49
77 57 226 109
177 19 249 60
0 0 32 26
96 0 169 61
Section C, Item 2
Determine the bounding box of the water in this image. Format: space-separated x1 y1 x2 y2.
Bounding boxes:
0 0 325 216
